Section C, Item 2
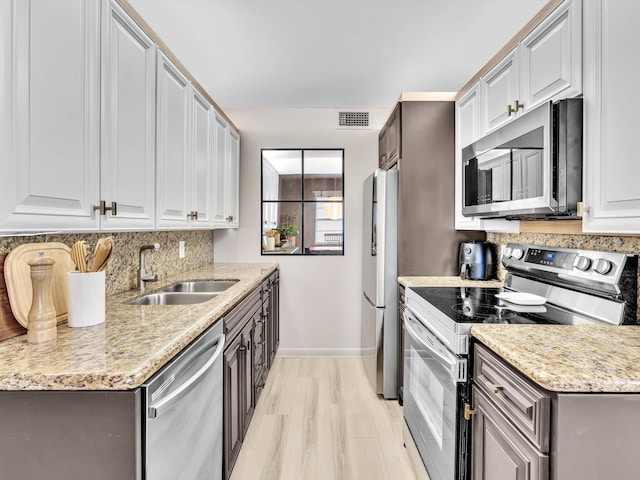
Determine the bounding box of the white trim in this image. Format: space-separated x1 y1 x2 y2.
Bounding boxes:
277 347 363 358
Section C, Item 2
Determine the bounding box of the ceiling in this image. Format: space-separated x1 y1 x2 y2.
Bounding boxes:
129 0 548 110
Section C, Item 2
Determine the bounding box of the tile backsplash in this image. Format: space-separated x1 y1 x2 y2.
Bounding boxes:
0 231 214 296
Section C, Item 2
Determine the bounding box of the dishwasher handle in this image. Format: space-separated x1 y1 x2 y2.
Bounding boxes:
149 333 225 419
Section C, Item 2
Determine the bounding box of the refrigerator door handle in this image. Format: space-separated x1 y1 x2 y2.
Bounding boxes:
363 291 378 309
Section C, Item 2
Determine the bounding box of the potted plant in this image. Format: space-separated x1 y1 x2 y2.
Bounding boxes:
277 215 300 247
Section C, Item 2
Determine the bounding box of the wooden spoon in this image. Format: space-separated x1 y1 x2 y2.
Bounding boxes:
70 241 88 273
90 236 114 272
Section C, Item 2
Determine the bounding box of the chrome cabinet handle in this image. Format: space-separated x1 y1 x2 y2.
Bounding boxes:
94 200 117 216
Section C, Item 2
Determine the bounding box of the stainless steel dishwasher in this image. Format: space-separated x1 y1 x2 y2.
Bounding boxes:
142 320 225 480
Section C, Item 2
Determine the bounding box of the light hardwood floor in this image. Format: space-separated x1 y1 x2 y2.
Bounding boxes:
230 357 423 480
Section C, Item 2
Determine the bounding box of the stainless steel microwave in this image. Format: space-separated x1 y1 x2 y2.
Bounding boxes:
462 98 582 219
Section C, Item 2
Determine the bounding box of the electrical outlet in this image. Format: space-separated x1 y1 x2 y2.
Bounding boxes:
179 241 185 259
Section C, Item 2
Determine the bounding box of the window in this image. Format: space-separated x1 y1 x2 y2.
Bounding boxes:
261 149 344 255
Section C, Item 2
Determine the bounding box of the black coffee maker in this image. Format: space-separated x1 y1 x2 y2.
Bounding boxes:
459 241 495 280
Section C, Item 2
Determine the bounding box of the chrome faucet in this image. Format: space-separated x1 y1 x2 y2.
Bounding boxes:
138 243 160 292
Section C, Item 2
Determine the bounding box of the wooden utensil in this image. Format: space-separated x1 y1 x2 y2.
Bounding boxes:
4 242 75 328
71 241 88 273
90 236 114 272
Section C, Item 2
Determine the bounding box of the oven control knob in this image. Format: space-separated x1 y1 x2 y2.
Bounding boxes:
503 246 513 258
592 258 613 275
573 256 591 271
511 248 524 260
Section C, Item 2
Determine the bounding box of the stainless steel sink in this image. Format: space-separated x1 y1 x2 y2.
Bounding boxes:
160 280 237 293
126 292 220 306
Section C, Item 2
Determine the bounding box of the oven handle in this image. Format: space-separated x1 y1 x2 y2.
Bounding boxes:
149 333 225 418
404 310 466 384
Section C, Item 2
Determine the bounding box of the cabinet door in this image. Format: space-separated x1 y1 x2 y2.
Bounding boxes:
455 85 484 230
0 0 100 233
583 0 640 233
212 112 229 228
190 89 214 228
386 104 401 164
520 0 582 111
239 320 254 437
224 333 244 480
481 48 520 133
100 0 156 231
225 127 240 228
378 127 387 168
472 386 548 480
156 52 191 229
269 272 280 366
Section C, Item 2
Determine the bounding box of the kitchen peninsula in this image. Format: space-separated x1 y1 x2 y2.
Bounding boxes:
470 324 640 480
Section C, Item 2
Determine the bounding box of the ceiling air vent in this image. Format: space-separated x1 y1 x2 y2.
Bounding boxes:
336 110 371 130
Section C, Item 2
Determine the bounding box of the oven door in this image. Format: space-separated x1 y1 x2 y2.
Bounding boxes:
403 309 469 480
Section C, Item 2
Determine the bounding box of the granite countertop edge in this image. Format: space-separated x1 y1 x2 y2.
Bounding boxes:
471 324 640 394
0 262 278 391
398 276 503 288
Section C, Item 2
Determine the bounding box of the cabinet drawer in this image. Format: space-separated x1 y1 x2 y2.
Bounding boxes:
474 343 550 452
225 288 261 342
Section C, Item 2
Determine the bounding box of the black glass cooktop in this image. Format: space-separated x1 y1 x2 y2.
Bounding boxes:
410 286 558 325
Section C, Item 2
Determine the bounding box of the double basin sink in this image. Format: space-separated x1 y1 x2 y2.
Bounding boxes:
126 280 238 306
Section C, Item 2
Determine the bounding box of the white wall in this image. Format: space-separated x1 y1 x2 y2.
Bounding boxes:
215 108 390 356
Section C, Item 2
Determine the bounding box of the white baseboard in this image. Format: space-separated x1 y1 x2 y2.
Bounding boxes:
276 347 363 357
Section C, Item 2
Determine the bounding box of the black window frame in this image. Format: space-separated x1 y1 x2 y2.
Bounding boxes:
261 148 345 256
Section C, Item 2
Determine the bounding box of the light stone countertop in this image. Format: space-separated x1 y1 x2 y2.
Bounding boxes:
471 324 640 393
398 276 503 288
0 262 278 391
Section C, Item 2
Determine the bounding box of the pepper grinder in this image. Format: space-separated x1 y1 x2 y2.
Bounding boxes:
26 252 57 344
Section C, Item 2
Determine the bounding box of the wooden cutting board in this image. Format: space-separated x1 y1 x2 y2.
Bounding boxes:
4 242 75 328
0 254 27 341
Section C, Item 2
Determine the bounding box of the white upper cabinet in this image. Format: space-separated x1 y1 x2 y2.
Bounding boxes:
211 114 241 229
582 0 640 233
0 0 240 234
190 89 214 228
476 0 582 137
100 0 156 231
212 113 229 228
520 0 582 111
155 52 191 229
225 128 241 228
0 0 101 233
480 49 520 133
455 86 483 230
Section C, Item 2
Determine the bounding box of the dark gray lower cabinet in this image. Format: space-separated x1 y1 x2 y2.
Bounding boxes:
224 270 280 480
0 390 141 480
472 386 548 480
472 342 640 480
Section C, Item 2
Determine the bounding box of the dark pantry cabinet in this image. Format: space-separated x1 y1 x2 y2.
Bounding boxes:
379 95 485 276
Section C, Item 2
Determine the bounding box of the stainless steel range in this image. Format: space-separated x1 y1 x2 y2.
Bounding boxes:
402 243 638 480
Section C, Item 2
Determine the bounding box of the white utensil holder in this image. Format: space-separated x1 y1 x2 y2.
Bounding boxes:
67 271 105 327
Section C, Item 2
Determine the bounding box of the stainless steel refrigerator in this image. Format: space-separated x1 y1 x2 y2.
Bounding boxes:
362 169 398 399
